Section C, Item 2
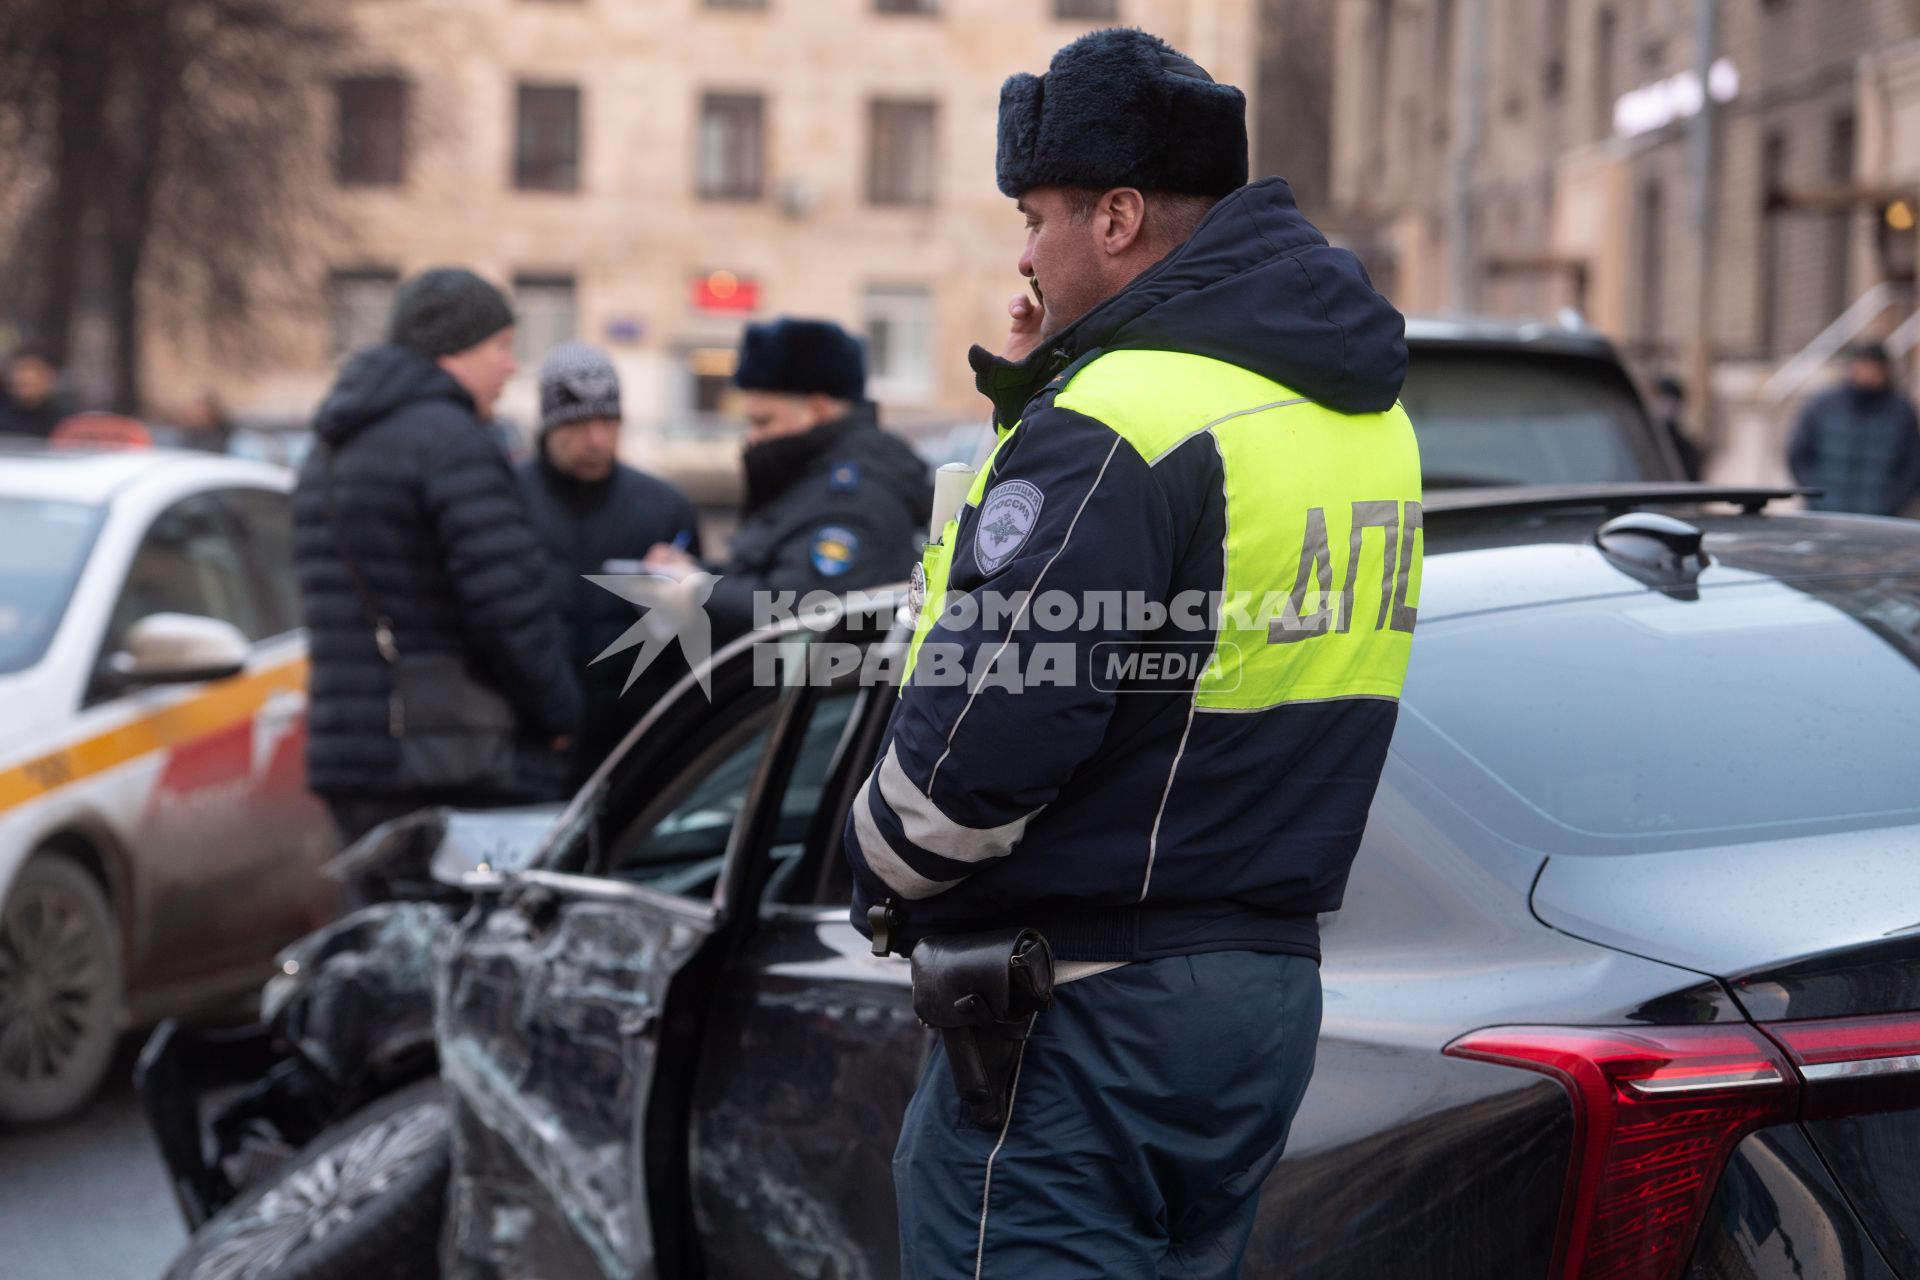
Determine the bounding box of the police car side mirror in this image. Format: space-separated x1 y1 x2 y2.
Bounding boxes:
109 613 250 686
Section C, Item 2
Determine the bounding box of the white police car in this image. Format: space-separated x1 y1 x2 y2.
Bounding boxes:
0 444 336 1123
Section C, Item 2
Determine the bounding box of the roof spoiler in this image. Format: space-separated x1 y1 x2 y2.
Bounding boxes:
1425 483 1816 519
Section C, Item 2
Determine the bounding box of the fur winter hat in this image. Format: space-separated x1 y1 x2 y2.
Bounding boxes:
734 318 866 401
996 28 1247 200
539 341 622 431
386 268 515 358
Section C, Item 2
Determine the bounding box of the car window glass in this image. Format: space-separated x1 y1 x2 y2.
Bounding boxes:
218 488 301 637
106 494 262 653
605 708 778 894
0 497 103 676
760 689 862 904
1404 351 1657 488
1399 576 1920 850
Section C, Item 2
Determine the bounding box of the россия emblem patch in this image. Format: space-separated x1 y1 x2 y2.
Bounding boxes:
973 480 1043 575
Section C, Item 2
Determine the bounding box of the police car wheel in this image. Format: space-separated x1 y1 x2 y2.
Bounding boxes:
0 851 123 1126
164 1078 449 1280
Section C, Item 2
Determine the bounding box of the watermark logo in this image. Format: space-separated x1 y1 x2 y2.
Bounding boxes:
585 572 719 697
583 575 1389 700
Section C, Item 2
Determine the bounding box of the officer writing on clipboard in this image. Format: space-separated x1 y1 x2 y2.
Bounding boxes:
844 29 1422 1278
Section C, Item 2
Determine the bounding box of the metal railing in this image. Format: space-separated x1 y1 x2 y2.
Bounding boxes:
1760 281 1916 404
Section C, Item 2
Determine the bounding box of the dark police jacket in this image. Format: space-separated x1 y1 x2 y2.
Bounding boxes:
705 403 932 639
293 344 581 803
517 448 702 782
846 178 1419 963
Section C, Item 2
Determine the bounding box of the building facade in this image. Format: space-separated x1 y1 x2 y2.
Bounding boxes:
150 0 1257 454
1330 0 1920 444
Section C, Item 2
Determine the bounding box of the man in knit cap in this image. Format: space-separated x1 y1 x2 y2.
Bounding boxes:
517 340 702 783
844 29 1418 1276
293 267 580 844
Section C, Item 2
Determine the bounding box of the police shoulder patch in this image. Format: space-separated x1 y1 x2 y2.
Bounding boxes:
973 480 1044 575
810 524 861 577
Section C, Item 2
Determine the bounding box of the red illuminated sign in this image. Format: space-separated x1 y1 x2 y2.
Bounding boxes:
690 270 760 312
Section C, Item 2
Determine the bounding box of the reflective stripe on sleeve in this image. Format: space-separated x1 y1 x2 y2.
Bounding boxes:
851 775 963 901
877 745 1036 865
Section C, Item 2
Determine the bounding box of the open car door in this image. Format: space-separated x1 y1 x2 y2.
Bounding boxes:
435 604 888 1278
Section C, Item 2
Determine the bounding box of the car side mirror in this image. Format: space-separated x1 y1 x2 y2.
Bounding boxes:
109 613 249 685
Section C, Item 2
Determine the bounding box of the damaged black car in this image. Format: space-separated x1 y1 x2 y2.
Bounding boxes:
145 490 1920 1280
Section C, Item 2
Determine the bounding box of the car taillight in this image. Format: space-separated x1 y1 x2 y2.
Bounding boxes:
1763 1010 1920 1120
1444 1024 1796 1280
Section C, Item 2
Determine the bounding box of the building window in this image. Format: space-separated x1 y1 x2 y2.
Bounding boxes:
699 93 766 200
336 76 408 186
328 268 400 358
512 275 577 366
1595 7 1618 140
1054 0 1117 16
865 285 934 402
1828 111 1857 324
515 84 581 192
1760 129 1788 357
1637 179 1664 355
1542 0 1565 97
875 0 937 13
868 100 937 206
686 347 738 417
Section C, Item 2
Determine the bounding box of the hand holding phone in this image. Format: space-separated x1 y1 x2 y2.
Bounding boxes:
1002 279 1047 364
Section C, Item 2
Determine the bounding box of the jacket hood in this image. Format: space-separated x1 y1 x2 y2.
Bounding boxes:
973 177 1407 422
314 344 474 445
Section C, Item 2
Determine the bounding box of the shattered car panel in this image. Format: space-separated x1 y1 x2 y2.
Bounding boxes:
320 803 568 900
268 901 458 1085
437 882 714 1280
689 922 926 1280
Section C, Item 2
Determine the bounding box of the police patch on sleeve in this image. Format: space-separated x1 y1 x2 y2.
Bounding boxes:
810 524 861 577
973 480 1044 575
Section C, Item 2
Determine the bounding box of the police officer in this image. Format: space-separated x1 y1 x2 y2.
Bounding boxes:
644 318 931 639
843 29 1421 1278
517 341 702 784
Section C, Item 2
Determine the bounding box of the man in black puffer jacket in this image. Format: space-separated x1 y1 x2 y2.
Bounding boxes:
293 268 581 844
517 341 703 785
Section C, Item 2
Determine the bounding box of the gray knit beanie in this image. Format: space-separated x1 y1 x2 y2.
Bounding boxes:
387 268 516 357
539 341 622 431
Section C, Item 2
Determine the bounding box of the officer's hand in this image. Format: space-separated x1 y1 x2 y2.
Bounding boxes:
1002 289 1047 364
642 543 698 581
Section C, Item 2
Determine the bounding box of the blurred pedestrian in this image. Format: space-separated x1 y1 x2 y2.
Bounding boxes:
165 391 235 454
642 317 931 639
1787 343 1920 516
0 345 69 439
293 267 581 849
518 340 702 783
1652 375 1704 481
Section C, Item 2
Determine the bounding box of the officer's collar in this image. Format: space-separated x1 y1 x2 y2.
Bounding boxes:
966 251 1184 429
968 342 1072 431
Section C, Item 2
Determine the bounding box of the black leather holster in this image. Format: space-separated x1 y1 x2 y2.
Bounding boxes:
909 928 1055 1129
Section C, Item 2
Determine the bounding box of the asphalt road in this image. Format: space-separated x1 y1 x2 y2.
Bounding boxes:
0 1041 186 1280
